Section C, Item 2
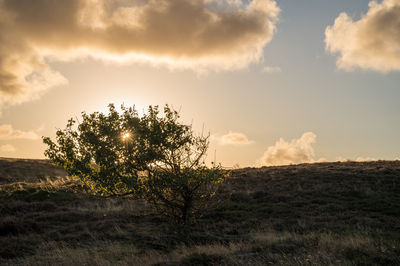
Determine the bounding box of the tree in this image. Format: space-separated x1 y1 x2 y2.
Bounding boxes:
43 104 225 223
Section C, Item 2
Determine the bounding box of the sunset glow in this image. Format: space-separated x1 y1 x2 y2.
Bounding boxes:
1 0 400 166
122 132 131 140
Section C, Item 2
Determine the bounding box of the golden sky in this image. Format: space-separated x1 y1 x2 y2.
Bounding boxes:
1 0 400 166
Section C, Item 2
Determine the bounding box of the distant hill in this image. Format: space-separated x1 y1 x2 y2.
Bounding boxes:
0 157 67 184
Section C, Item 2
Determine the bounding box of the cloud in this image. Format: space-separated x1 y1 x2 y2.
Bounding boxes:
335 156 350 162
205 0 243 7
336 156 381 162
0 144 15 152
262 66 281 73
0 0 280 110
325 0 400 73
0 124 39 140
258 132 325 166
355 157 377 162
216 131 254 145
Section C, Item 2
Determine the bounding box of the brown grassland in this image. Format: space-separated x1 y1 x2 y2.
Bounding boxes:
0 158 399 265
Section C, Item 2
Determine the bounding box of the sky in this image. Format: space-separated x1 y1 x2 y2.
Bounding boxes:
0 0 400 167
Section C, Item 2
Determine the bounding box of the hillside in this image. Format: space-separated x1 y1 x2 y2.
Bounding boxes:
0 157 67 184
0 158 399 265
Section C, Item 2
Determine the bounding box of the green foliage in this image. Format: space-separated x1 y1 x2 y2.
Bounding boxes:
43 104 225 222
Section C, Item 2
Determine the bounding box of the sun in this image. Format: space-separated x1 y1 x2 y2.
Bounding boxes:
122 132 131 140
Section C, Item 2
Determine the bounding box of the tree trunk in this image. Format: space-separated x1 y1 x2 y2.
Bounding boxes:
181 197 193 224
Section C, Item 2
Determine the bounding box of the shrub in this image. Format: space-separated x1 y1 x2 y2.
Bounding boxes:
43 104 225 223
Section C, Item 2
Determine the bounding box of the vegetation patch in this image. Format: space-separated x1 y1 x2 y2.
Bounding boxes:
1 160 400 265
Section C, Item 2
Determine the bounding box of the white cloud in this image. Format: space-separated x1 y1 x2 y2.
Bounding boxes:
262 66 281 73
355 157 377 162
216 131 255 145
0 0 280 110
0 144 16 152
258 132 324 166
325 0 400 73
336 156 380 162
335 156 350 162
0 124 39 140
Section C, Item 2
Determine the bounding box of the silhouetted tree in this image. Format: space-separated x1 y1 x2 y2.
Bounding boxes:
43 104 225 223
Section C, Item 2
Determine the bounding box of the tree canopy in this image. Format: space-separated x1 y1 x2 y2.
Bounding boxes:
43 104 225 223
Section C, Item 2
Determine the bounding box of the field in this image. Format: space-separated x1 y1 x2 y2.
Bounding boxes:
1 158 399 265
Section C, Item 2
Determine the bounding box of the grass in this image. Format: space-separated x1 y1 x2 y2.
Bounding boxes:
0 157 68 184
0 159 400 265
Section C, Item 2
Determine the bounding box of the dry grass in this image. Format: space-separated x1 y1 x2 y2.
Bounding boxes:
0 158 67 184
0 176 78 194
1 159 400 265
5 232 397 265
